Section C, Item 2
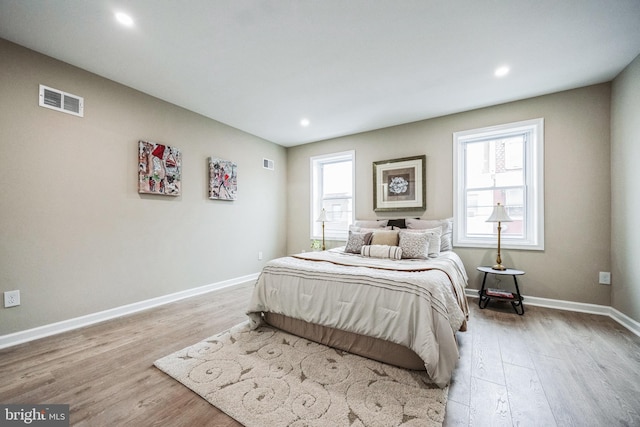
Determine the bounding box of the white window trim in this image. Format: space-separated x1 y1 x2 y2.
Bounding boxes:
453 118 544 250
310 150 355 241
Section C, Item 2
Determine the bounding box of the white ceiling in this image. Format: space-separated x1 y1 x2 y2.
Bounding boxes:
1 1 639 147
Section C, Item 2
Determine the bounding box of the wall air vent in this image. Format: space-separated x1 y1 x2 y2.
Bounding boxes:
263 158 274 170
39 84 84 117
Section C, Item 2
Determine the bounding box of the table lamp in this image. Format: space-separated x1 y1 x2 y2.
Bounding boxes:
486 202 512 270
316 208 328 250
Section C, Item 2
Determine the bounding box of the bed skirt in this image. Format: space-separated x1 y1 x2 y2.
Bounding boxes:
264 312 426 370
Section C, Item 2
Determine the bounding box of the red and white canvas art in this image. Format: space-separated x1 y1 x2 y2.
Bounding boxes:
209 158 237 200
138 140 181 196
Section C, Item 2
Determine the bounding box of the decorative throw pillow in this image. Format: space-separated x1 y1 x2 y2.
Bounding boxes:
345 231 373 254
406 217 453 252
400 228 442 258
399 230 430 259
360 244 403 260
370 229 400 246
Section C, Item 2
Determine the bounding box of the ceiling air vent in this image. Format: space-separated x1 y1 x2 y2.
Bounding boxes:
39 84 84 117
263 158 274 170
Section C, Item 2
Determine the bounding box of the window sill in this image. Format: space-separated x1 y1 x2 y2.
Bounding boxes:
454 241 544 251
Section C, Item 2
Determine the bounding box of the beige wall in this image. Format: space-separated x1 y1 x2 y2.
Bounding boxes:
0 39 288 335
611 53 640 321
288 84 612 306
3 34 633 337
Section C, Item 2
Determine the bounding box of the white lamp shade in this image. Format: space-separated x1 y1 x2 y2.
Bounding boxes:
486 203 512 223
316 209 328 222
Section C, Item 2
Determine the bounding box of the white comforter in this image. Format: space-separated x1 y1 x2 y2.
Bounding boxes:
246 249 469 387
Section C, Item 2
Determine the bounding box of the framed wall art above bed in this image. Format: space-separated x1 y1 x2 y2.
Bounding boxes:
373 155 426 212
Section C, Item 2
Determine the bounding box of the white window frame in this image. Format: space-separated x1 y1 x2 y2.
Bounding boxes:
453 118 544 250
310 150 355 241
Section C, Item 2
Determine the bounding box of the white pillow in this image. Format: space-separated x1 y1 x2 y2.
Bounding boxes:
354 219 389 228
400 228 442 258
405 218 453 251
349 225 392 233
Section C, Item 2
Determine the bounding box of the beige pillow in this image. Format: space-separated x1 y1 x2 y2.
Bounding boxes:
371 229 400 246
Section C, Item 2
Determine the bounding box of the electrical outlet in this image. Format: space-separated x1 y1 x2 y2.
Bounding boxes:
4 290 20 308
599 272 611 285
258 251 263 260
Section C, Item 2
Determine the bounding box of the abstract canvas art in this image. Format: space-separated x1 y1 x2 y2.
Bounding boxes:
209 158 237 200
138 140 182 196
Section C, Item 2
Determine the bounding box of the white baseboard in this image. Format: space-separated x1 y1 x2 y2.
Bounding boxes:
0 273 259 350
465 289 640 337
3 279 637 350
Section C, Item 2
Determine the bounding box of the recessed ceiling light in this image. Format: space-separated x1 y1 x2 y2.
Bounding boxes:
115 12 134 27
300 118 310 127
494 66 510 77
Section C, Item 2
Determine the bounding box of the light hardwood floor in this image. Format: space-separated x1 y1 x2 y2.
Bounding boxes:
1 282 639 426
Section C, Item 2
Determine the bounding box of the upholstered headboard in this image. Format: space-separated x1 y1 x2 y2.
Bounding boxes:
352 217 453 253
353 218 411 229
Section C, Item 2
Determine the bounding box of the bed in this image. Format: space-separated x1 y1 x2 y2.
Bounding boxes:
246 218 469 388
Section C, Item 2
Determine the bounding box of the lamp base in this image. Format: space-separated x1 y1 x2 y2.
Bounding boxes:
492 264 507 271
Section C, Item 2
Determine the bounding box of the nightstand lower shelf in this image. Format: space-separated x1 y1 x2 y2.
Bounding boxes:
477 266 526 315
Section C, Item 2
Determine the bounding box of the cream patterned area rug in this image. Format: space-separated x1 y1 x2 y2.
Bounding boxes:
154 323 448 427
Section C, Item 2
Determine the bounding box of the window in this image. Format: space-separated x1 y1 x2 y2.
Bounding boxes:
453 118 544 250
311 151 355 241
